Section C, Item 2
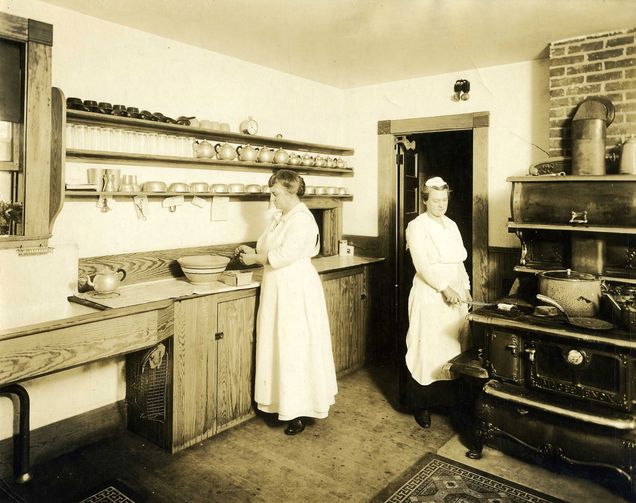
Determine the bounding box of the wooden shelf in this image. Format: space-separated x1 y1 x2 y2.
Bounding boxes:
507 175 636 182
514 266 636 284
507 222 636 235
66 149 354 176
66 109 354 156
65 191 353 201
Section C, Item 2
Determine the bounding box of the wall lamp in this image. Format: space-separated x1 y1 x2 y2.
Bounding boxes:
452 79 470 101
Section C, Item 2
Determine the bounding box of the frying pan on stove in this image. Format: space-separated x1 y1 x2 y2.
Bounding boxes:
536 294 613 330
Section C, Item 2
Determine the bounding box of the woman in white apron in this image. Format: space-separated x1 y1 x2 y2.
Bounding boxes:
405 177 471 428
236 170 337 435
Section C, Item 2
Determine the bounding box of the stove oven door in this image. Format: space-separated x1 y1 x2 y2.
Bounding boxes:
528 337 632 411
485 329 526 384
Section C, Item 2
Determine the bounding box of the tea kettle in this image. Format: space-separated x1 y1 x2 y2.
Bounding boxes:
215 142 237 161
86 267 127 294
192 140 214 159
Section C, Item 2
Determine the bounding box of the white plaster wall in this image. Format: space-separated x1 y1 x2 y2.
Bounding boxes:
0 0 345 441
342 59 551 247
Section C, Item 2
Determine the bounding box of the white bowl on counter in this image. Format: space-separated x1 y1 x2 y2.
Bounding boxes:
177 255 230 284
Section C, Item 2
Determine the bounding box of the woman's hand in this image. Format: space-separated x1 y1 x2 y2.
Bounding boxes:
239 252 267 266
442 286 462 305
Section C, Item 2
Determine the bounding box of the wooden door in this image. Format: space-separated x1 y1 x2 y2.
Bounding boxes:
323 267 367 375
171 296 217 451
215 290 256 431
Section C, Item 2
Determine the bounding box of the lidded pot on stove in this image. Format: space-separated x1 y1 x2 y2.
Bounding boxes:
571 97 615 175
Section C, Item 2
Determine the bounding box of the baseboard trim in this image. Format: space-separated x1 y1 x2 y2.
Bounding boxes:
0 400 126 480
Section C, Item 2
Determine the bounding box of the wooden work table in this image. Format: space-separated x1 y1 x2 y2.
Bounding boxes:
0 254 382 461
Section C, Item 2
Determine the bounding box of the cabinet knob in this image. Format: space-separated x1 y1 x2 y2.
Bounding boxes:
215 332 224 340
361 292 367 300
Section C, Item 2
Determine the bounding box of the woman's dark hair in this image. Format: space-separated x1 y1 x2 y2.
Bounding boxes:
421 183 451 202
268 169 306 196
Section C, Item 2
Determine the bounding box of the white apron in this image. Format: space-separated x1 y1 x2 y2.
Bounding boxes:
405 213 470 385
254 202 337 420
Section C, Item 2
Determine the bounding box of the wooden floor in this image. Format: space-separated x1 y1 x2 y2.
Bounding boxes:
1 364 458 503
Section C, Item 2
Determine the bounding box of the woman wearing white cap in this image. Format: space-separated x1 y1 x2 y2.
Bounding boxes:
404 176 471 428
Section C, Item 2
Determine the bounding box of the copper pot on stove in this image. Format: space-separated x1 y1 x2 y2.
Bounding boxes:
537 269 601 317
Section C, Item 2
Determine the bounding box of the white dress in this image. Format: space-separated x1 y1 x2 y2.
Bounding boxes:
405 212 470 385
254 202 338 420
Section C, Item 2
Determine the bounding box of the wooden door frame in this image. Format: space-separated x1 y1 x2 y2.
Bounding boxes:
377 112 489 309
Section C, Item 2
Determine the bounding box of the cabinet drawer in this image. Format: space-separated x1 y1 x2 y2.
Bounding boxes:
511 180 636 227
0 309 167 385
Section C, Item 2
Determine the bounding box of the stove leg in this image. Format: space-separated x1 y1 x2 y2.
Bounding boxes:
465 419 487 460
0 384 32 483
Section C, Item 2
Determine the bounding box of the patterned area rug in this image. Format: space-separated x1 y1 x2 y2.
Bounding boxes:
372 453 565 503
78 480 141 503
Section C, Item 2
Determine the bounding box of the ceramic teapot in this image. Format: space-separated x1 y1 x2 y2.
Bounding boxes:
288 154 301 166
215 142 237 161
86 267 127 294
273 147 290 164
301 154 315 166
314 156 327 167
257 147 275 163
326 158 336 168
237 144 258 162
192 140 214 159
335 158 346 169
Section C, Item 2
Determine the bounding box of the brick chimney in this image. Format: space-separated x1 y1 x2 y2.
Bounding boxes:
548 28 635 161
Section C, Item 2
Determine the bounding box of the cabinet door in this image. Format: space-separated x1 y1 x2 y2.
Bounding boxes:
172 296 217 450
323 267 368 374
216 291 256 430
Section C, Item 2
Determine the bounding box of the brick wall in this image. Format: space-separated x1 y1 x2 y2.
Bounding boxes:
549 28 635 162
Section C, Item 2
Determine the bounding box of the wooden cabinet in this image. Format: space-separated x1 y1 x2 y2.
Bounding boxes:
128 288 256 453
322 266 369 375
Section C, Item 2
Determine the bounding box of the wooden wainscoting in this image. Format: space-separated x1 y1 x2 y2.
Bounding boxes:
487 247 520 301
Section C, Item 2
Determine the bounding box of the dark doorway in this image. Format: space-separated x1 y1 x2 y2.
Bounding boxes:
396 129 474 408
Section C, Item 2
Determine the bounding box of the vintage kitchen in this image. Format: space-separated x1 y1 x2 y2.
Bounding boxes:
1 0 635 501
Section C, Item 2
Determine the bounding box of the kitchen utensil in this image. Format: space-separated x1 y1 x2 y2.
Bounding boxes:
176 116 195 126
537 269 601 317
304 186 316 195
122 174 137 186
571 97 615 175
273 148 289 164
301 154 314 166
461 300 518 311
229 183 245 193
326 158 336 168
237 144 258 162
245 184 262 193
257 147 274 163
86 267 127 294
288 154 301 166
619 136 636 174
168 182 189 193
336 158 346 169
536 294 613 330
215 142 237 160
210 183 229 193
239 116 258 135
120 184 136 192
143 181 167 192
315 156 327 167
532 305 559 317
189 182 209 193
193 140 215 159
105 168 121 191
178 254 230 269
87 168 105 190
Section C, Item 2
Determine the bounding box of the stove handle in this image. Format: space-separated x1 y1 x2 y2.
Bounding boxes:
524 347 536 362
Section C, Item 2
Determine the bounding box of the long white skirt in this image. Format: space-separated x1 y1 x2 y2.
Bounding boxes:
255 258 338 420
405 274 469 386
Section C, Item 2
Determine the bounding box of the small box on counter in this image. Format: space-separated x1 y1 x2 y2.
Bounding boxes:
219 270 254 286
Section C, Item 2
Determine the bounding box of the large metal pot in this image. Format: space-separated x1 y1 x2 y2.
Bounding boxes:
537 269 601 317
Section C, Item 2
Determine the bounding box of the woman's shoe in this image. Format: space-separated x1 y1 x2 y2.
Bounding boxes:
284 418 305 435
414 409 431 429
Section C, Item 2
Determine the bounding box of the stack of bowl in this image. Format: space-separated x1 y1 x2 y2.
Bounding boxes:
177 255 231 284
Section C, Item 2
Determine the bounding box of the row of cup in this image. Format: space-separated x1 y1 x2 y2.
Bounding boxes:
67 124 193 157
195 119 231 131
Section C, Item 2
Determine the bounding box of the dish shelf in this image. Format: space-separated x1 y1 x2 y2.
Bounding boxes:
66 149 354 176
66 109 354 156
507 222 636 235
64 191 353 200
507 175 636 182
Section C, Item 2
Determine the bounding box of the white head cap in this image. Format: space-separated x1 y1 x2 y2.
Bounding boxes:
425 176 447 188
